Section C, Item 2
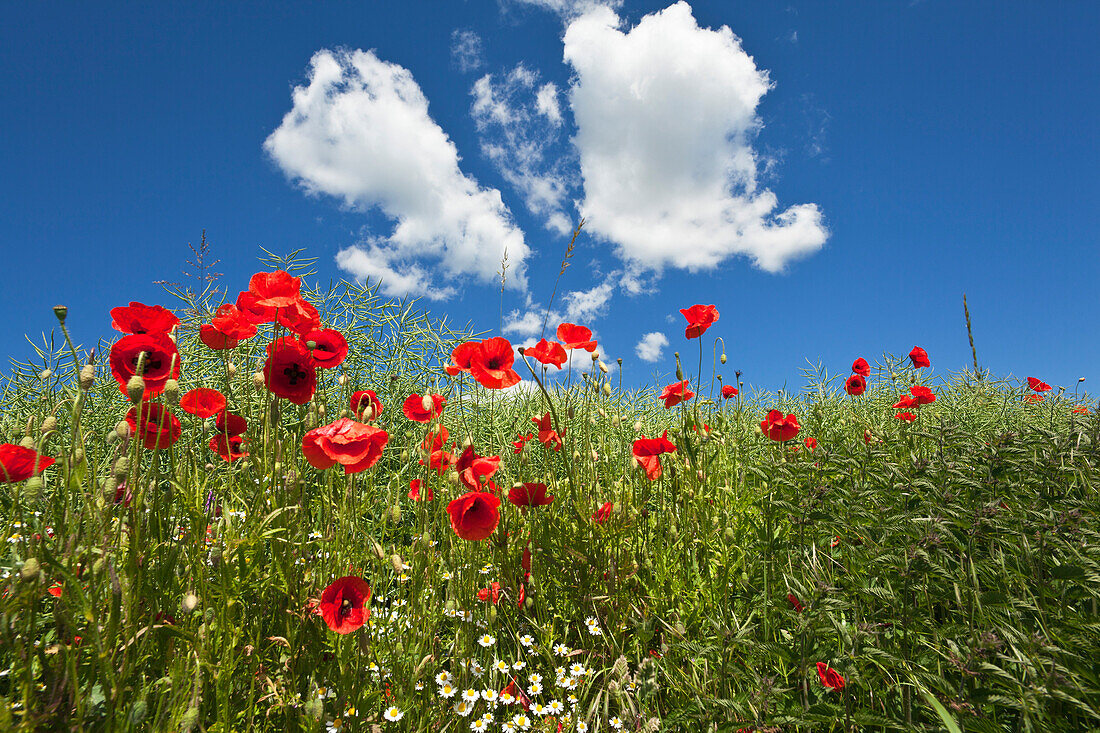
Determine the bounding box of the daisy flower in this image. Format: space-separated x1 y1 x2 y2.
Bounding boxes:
512 713 532 729
577 722 589 733
494 659 511 674
462 688 480 703
609 717 623 729
528 681 542 695
439 682 457 698
553 643 571 656
548 699 564 714
512 660 526 671
584 617 602 636
470 718 489 733
453 700 475 717
436 671 452 685
570 663 586 676
481 689 498 703
528 673 543 685
383 706 403 722
531 702 547 716
519 634 535 648
478 634 496 648
499 692 516 705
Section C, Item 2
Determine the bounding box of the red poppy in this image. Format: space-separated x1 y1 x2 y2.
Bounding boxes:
444 340 481 376
803 437 817 451
500 678 532 710
211 302 258 337
1026 393 1043 403
468 337 522 390
477 582 502 604
522 544 532 574
455 445 501 492
909 385 936 405
421 423 449 453
516 582 526 609
420 448 456 475
126 403 182 450
350 390 383 421
109 333 180 398
679 304 719 339
816 662 845 690
721 385 738 400
318 576 371 634
180 388 226 419
199 324 239 350
512 432 534 454
659 380 695 408
248 270 302 309
47 584 63 598
844 375 866 396
110 302 180 335
909 346 930 369
446 491 502 541
852 358 870 378
895 411 917 422
302 418 389 474
1027 377 1052 392
892 395 917 410
408 479 433 501
263 337 317 405
787 593 804 613
0 444 56 483
215 410 247 437
524 339 567 368
532 412 563 451
556 323 597 352
1073 405 1091 414
760 410 800 442
302 329 348 369
592 501 614 524
276 298 322 335
209 435 248 462
508 482 554 508
632 432 677 481
402 393 446 422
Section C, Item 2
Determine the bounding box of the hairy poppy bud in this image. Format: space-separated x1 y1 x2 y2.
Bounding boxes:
720 352 727 364
52 305 68 323
303 697 322 722
633 421 642 432
180 706 201 732
20 558 40 582
388 505 402 524
447 470 460 485
390 553 404 574
40 416 57 436
611 415 620 427
338 374 350 387
126 376 145 403
225 362 237 379
371 541 386 561
79 364 95 390
39 368 52 381
525 596 535 611
115 420 130 440
252 372 265 390
568 406 575 419
339 409 349 418
24 475 44 502
592 350 600 360
602 382 612 396
18 436 35 450
163 379 180 405
182 593 200 614
113 457 129 481
92 557 105 576
318 405 326 417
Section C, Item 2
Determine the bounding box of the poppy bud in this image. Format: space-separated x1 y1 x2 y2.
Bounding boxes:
252 372 265 390
40 416 57 436
20 558 40 582
92 557 105 576
182 593 200 614
447 470 460 485
318 405 326 417
338 374 350 387
633 421 642 432
390 553 404 574
339 409 349 418
53 304 68 323
389 505 402 524
371 541 386 561
126 376 145 403
591 449 599 462
602 382 612 396
489 606 498 623
19 436 35 450
163 379 180 405
720 352 727 364
24 476 44 503
611 415 620 427
525 596 535 610
599 360 609 374
181 706 201 732
114 457 129 481
79 364 96 390
39 369 52 380
226 362 237 378
568 406 575 419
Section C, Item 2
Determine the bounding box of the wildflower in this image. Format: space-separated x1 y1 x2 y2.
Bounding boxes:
909 346 930 369
816 662 845 690
852 357 871 377
470 718 489 733
679 304 719 339
439 682 457 698
126 403 182 450
528 673 543 685
508 482 554 508
909 385 936 405
478 633 497 648
382 706 404 722
519 634 535 648
577 723 589 733
659 380 695 408
209 434 248 462
454 699 475 717
179 388 227 419
553 643 571 656
481 688 498 703
584 617 601 635
466 337 522 389
760 410 800 442
350 390 383 421
525 339 567 368
892 395 917 410
532 412 564 451
609 717 623 730
318 576 371 634
527 680 542 695
209 302 257 340
556 323 597 352
721 384 738 399
0 444 55 483
481 586 503 606
513 713 533 729
1027 377 1052 392
844 375 866 396
512 432 534 453
462 689 480 703
592 502 613 524
302 328 348 369
1073 405 1090 414
448 492 502 541
632 431 677 481
787 593 804 612
1026 394 1043 403
803 437 817 451
263 337 316 405
895 412 916 422
512 660 526 671
435 671 452 685
245 269 301 309
402 393 446 422
110 302 180 335
408 480 433 501
302 419 389 474
456 445 502 492
548 700 564 714
109 333 180 398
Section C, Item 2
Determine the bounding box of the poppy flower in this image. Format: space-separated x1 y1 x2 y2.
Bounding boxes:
477 582 502 604
215 410 247 437
110 302 180 335
556 323 597 352
444 340 481 376
844 375 866 396
209 435 248 462
909 385 936 405
302 329 348 369
468 337 522 390
302 418 389 474
816 662 845 690
1072 405 1090 414
180 388 226 419
275 298 321 335
47 584 63 598
1025 393 1043 403
248 270 302 309
455 445 501 492
420 449 456 475
852 358 870 378
532 412 563 451
909 346 930 369
263 337 316 405
421 423 449 453
679 304 719 339
512 432 534 454
522 544 532 573
895 411 917 422
787 593 804 613
446 491 502 541
508 482 554 508
403 393 446 422
592 501 614 524
109 333 180 398
721 385 738 400
1027 377 1052 393
892 395 917 410
350 390 383 421
200 303 257 349
0 444 56 483
524 339 567 368
408 479 433 501
803 437 817 451
125 403 182 450
500 678 532 711
760 410 800 442
632 432 677 481
659 380 695 409
318 576 371 634
199 324 239 350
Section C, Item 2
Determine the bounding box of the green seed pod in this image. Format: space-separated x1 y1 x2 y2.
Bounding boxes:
126 376 145 403
720 352 727 364
71 448 84 465
489 606 498 623
52 305 68 323
524 596 535 611
371 541 386 561
303 697 323 722
20 558 41 583
338 374 350 387
389 505 402 524
602 382 612 396
79 364 95 390
723 527 735 543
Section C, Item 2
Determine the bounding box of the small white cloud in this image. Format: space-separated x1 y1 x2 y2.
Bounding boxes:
563 2 827 275
563 279 614 322
451 29 484 73
503 308 559 339
535 82 562 125
265 49 529 299
511 0 623 20
635 332 669 363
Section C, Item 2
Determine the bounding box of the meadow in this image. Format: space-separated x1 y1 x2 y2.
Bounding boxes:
2 252 1098 732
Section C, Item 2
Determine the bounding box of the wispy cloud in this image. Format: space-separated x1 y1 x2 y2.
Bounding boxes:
450 29 484 73
635 332 669 363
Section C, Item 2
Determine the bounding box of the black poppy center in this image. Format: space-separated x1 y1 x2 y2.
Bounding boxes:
131 350 163 374
282 362 308 385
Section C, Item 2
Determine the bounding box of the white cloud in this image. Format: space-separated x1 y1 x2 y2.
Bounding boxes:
503 308 557 339
635 332 669 363
265 49 529 298
511 0 623 20
471 65 575 235
563 279 613 321
563 2 828 274
451 29 484 73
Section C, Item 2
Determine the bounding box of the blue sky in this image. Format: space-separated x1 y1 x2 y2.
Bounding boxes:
2 0 1098 397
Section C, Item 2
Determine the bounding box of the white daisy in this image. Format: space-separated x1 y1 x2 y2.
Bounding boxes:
548 699 564 714
584 617 602 636
494 659 511 674
610 717 623 729
531 702 547 716
478 634 496 648
553 643 570 656
436 671 452 685
512 713 532 729
499 691 516 705
528 681 542 696
439 682 457 698
528 673 543 685
512 660 526 671
519 634 534 648
383 706 403 722
470 719 488 733
481 688 498 703
453 699 475 717
577 722 588 733
570 663 586 676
